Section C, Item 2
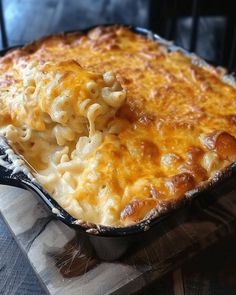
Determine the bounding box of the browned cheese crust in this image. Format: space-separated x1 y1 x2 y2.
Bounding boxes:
1 26 236 226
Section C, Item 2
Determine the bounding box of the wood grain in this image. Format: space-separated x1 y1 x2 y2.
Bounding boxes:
0 214 46 295
1 184 236 295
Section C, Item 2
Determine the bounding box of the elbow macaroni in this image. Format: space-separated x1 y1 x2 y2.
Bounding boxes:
0 58 127 225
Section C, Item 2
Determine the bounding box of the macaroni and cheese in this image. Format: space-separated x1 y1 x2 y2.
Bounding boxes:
1 26 236 226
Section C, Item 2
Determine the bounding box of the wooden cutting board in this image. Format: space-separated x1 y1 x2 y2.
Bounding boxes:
1 184 236 295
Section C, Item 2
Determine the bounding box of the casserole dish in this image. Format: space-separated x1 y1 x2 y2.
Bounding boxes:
1 25 236 260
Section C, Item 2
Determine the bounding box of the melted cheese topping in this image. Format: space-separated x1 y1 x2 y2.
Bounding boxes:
1 26 236 227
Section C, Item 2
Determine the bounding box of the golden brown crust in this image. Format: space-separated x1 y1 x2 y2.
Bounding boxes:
201 131 236 161
1 25 236 226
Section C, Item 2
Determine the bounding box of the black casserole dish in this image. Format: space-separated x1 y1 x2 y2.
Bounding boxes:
1 25 236 260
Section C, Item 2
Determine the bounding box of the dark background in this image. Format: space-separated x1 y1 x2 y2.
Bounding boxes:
1 1 236 294
1 0 236 70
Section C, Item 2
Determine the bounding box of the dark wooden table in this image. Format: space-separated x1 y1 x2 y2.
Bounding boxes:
1 1 236 294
